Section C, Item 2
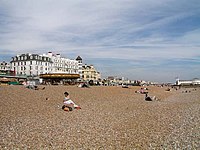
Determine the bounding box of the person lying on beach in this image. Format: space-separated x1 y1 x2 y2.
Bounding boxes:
144 93 160 101
78 83 89 88
62 92 81 111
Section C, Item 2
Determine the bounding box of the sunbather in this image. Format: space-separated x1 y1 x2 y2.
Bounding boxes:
62 92 81 111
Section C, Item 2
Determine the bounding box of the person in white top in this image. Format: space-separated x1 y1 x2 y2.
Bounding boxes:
62 92 81 111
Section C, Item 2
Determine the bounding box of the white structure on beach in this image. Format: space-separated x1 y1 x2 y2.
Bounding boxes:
176 78 200 85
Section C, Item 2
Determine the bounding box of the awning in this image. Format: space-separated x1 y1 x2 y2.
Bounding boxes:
40 73 80 79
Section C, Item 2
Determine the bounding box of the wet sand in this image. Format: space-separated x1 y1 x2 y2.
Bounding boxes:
0 85 199 149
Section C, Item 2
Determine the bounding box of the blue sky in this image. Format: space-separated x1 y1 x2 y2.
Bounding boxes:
0 0 200 83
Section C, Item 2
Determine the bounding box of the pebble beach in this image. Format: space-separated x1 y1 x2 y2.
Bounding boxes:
0 85 199 149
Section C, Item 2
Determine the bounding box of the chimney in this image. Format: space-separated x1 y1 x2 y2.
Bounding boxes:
56 54 61 58
48 52 53 57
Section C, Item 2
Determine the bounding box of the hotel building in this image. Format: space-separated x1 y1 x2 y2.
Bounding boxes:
42 52 79 74
10 53 53 76
82 64 101 82
10 52 80 77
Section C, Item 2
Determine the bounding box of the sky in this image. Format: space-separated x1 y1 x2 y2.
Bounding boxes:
0 0 200 83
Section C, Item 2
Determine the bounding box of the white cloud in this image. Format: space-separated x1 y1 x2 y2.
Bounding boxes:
0 0 199 82
177 29 200 45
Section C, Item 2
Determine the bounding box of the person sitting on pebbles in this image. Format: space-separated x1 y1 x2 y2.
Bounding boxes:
62 92 81 111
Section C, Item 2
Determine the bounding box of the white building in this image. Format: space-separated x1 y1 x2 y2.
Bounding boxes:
106 76 135 86
10 52 80 77
76 56 83 81
176 78 200 85
10 53 53 76
42 52 79 74
0 61 11 72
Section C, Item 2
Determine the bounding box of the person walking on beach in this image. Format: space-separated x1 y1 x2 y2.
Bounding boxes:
62 92 81 111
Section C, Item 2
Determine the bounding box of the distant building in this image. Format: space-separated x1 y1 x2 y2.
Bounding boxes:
0 61 11 72
106 76 136 86
106 76 123 85
82 64 101 82
10 53 53 76
0 61 15 76
176 78 200 85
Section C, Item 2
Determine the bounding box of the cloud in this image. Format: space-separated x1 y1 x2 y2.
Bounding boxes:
0 0 200 82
